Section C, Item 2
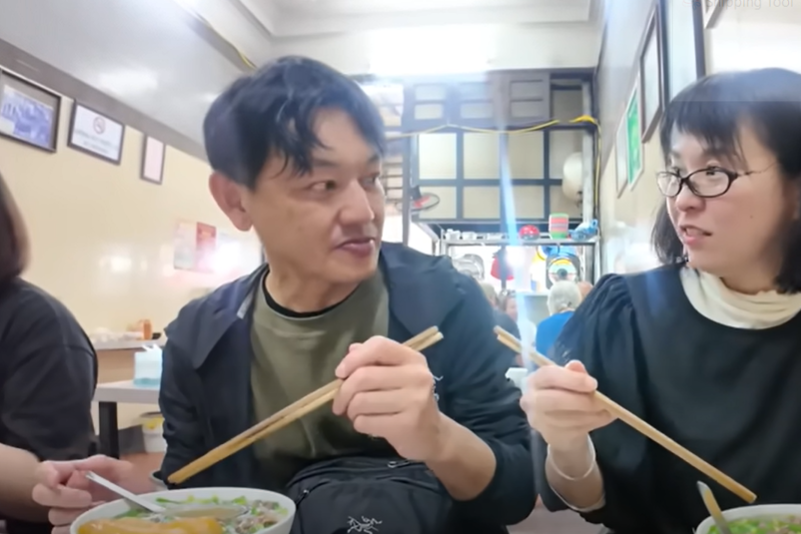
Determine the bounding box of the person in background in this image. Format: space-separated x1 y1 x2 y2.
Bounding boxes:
500 290 537 364
522 68 801 533
576 280 593 301
0 172 97 534
32 56 533 533
534 281 581 358
477 281 520 367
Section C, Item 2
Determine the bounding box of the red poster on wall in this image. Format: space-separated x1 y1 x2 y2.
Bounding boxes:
195 222 217 273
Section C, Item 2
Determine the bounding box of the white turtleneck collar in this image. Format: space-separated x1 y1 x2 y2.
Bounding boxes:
679 267 801 329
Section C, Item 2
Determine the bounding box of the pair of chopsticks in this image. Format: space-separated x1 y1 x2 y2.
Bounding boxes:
495 327 756 503
168 326 444 484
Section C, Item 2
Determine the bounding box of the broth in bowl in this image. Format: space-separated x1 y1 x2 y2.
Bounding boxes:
708 516 801 534
71 488 295 534
697 505 801 534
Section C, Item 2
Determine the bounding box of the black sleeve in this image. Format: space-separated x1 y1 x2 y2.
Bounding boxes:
442 276 536 525
534 274 654 532
159 338 213 489
0 293 97 461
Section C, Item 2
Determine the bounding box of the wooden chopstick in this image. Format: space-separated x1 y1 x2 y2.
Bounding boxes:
168 326 443 484
495 327 756 503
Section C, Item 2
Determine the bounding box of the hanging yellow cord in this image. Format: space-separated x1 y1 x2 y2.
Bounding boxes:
172 0 258 70
174 1 603 212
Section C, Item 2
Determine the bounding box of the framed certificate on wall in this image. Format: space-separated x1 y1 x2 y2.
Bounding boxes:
68 103 125 164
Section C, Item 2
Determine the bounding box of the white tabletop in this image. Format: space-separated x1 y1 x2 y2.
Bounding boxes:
94 381 160 404
93 339 166 351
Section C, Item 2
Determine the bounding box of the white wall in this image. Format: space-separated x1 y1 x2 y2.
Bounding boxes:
271 23 602 74
706 2 801 73
382 215 435 254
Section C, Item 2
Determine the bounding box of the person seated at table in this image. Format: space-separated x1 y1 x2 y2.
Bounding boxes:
476 281 520 367
521 68 801 534
31 56 534 533
534 281 582 358
499 290 537 365
0 172 97 534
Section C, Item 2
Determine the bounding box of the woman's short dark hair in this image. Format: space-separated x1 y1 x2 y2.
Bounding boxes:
0 172 27 286
651 68 801 293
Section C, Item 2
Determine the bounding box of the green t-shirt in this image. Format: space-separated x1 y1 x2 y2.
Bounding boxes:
250 270 390 487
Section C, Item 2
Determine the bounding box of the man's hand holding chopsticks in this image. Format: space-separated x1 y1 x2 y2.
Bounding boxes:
332 336 445 462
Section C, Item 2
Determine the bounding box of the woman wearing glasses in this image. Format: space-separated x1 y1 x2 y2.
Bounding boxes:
521 68 801 533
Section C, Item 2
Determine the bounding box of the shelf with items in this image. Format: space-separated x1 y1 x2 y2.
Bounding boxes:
441 230 597 293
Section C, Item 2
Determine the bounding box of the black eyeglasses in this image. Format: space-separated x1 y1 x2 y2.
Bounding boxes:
656 163 774 198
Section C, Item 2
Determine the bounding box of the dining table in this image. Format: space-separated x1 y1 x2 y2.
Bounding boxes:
94 380 159 458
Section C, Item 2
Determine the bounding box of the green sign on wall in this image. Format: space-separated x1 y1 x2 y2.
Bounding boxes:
626 85 643 188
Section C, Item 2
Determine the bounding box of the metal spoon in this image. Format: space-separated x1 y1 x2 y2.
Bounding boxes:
85 471 166 513
698 481 733 534
85 471 245 520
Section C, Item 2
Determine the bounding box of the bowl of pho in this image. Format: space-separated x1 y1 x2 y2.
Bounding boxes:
71 487 295 534
696 504 801 534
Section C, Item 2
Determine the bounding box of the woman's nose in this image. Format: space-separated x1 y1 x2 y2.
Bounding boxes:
673 183 704 212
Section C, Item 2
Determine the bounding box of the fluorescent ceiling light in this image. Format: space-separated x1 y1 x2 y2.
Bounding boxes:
97 70 159 97
368 25 496 76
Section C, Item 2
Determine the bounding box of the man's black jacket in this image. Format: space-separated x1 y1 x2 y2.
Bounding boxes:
158 242 535 528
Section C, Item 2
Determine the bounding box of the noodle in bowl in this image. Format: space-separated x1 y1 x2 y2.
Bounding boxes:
696 504 801 534
70 487 296 534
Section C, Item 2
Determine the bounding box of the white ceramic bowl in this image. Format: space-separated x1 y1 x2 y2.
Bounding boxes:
696 504 801 533
70 487 296 534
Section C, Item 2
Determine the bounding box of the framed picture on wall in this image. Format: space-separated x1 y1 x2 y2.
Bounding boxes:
141 136 165 184
640 8 664 142
0 70 61 152
662 0 705 100
68 103 125 164
615 115 628 198
625 83 644 190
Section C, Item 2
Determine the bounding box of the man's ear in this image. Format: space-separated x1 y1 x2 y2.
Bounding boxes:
208 172 252 231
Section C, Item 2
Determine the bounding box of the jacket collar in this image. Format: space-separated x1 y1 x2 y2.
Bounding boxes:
378 242 462 337
170 243 463 370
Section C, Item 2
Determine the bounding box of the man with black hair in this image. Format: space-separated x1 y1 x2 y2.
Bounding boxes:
31 57 534 533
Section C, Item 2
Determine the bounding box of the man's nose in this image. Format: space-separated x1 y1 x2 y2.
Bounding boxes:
340 180 375 224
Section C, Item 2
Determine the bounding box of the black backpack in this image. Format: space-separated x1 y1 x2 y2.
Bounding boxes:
284 456 459 534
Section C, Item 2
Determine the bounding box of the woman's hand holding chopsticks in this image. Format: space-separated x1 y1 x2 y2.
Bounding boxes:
332 336 445 462
521 360 616 454
496 327 756 504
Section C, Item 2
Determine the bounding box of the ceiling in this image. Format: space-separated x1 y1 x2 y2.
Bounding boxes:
0 0 249 148
243 0 595 36
0 0 599 153
275 0 569 14
717 1 801 25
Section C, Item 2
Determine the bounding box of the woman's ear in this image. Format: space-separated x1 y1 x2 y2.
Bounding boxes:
209 172 253 231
